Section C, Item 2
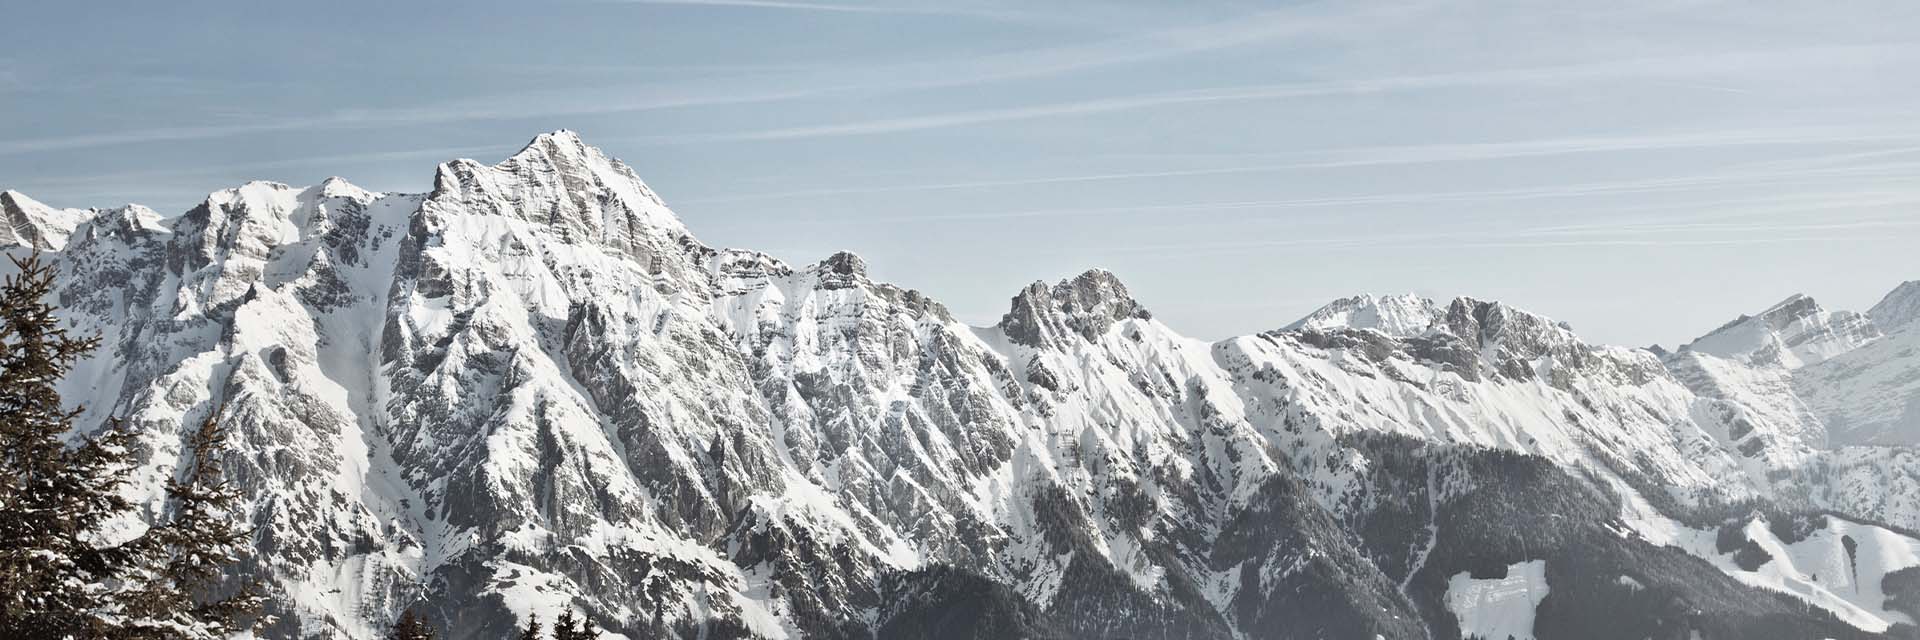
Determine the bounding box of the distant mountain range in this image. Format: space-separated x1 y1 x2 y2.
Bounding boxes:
7 131 1919 639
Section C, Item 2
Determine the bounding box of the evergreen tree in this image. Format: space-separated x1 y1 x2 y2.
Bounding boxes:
572 613 597 640
551 609 579 640
387 608 436 640
0 253 259 638
0 253 136 638
115 413 266 638
516 614 543 640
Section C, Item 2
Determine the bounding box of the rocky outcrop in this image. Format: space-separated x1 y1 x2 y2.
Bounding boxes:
999 269 1150 348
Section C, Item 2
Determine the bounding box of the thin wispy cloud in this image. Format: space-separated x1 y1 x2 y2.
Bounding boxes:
700 159 1920 228
1092 233 1824 257
676 124 1920 204
612 0 1023 19
15 5 1890 163
1095 220 1917 257
0 2 1424 157
5 143 515 193
847 1 1441 91
1718 144 1920 174
651 42 1920 148
1525 191 1920 233
0 83 837 156
1012 164 1920 258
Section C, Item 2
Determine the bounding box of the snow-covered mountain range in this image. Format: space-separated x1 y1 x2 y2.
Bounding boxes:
7 131 1919 639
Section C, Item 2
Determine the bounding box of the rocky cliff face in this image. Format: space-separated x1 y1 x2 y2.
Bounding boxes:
9 131 1919 639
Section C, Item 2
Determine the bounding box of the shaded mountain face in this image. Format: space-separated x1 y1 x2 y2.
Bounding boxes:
9 131 1920 640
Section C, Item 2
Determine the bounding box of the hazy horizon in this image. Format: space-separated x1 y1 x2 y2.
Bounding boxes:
5 0 1917 348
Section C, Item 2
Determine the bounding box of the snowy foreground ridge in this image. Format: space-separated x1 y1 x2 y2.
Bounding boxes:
7 131 1920 639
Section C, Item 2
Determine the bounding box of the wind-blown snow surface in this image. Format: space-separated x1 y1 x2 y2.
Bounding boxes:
8 131 1919 639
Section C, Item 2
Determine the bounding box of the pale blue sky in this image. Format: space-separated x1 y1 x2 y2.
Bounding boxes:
4 1 1918 348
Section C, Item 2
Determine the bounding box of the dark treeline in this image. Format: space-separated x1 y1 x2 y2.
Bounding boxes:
385 607 599 640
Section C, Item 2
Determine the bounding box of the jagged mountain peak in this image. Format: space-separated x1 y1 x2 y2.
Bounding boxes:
307 176 377 202
1751 293 1840 331
1 189 92 251
1439 295 1569 330
503 129 603 174
807 250 870 290
1275 293 1641 387
1283 293 1577 345
1868 280 1920 331
814 250 867 276
430 129 692 247
1761 293 1821 322
0 188 46 207
205 180 298 207
1055 267 1139 310
998 267 1149 347
1284 292 1443 337
1681 292 1879 369
525 127 590 150
180 181 304 247
711 246 793 279
71 204 167 245
420 130 714 300
1436 296 1589 354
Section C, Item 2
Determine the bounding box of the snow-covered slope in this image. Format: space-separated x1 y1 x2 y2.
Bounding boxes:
1624 508 1920 634
1792 283 1920 446
1 189 93 250
1446 560 1549 640
8 131 1916 640
1870 282 1920 331
1279 292 1443 337
1797 322 1920 446
1681 294 1881 370
1659 283 1920 449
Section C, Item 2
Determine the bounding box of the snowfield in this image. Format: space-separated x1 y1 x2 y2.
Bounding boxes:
1446 560 1549 640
